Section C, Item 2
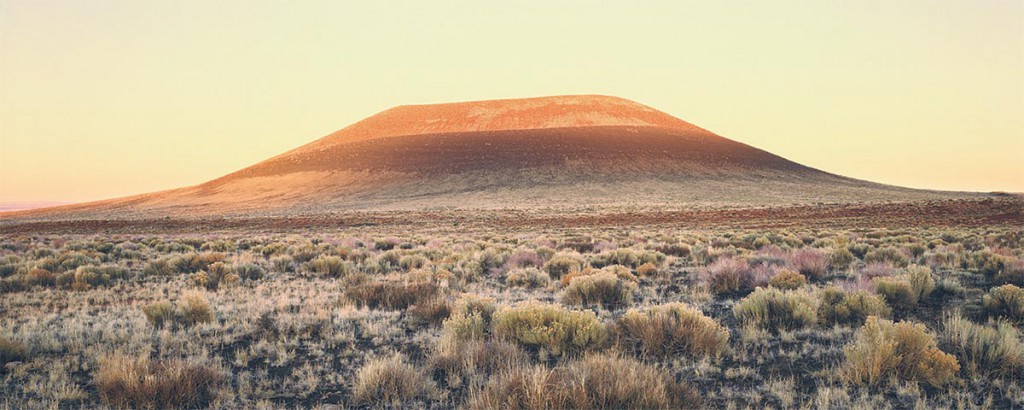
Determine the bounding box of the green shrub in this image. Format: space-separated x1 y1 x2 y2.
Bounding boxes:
543 254 585 279
142 301 178 329
818 287 891 326
841 317 959 387
399 254 430 271
562 270 636 309
829 247 856 271
873 277 916 310
233 263 265 281
768 269 806 290
943 315 1024 378
615 303 729 359
983 284 1024 322
442 295 497 341
865 247 910 268
492 302 608 358
733 287 816 331
907 265 935 302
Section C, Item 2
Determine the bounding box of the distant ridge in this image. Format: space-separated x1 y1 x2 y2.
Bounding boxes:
5 95 979 219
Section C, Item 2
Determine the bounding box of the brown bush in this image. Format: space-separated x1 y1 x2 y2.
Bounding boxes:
768 269 806 290
704 257 753 295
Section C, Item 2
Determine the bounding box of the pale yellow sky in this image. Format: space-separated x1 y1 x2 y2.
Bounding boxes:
1 1 1022 203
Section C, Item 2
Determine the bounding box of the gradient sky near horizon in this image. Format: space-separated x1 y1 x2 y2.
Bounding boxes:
1 1 1022 203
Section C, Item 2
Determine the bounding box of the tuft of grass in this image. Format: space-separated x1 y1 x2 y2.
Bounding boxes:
983 284 1024 322
96 354 224 409
352 355 433 405
818 287 891 326
492 302 608 359
840 317 959 388
562 270 635 309
942 315 1024 378
345 277 440 310
615 303 729 359
733 287 817 332
467 353 701 410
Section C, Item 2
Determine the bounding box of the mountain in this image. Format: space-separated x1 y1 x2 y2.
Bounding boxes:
6 95 973 219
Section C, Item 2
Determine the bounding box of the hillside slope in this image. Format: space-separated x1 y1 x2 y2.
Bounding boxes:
4 95 977 219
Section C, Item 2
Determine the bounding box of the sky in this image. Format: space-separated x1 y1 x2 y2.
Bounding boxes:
1 1 1022 203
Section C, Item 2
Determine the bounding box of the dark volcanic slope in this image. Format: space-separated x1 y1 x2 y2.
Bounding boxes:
5 95 978 219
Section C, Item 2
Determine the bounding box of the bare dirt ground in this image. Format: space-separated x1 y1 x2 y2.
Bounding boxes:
3 197 1020 236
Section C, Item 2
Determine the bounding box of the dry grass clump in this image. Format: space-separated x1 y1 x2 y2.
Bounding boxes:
635 261 659 277
983 284 1024 322
492 302 608 358
840 317 959 388
96 354 224 409
615 303 729 359
142 293 215 328
704 257 753 295
733 287 817 331
352 355 433 406
407 296 452 326
942 315 1024 378
306 255 353 278
467 353 701 410
344 276 440 310
0 336 28 367
428 337 530 392
768 269 807 290
562 270 636 309
817 287 891 326
505 267 551 289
